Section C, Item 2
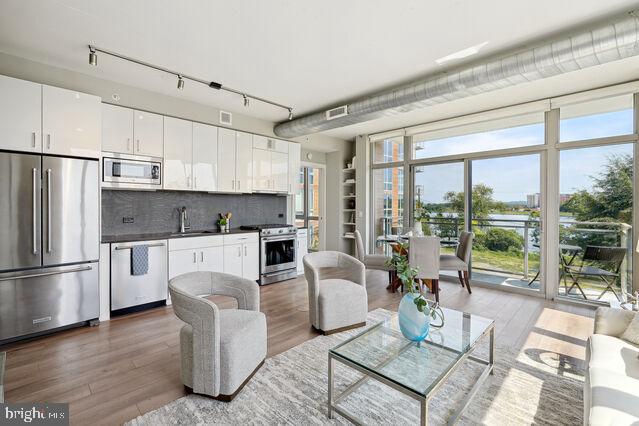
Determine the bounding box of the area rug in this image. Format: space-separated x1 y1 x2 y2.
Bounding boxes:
128 309 584 425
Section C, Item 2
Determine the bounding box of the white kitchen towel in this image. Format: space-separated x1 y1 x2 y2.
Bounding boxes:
131 245 149 276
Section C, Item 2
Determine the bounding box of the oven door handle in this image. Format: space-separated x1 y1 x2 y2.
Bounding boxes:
262 235 297 243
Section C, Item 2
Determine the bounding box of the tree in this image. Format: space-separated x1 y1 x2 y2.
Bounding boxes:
444 183 505 220
561 154 632 224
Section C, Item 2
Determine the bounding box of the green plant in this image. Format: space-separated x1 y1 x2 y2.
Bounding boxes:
475 228 523 252
385 242 444 323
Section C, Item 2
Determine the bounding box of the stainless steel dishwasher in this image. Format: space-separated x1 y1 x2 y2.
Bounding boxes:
110 239 168 311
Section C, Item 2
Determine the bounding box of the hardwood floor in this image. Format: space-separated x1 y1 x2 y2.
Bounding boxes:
0 270 595 425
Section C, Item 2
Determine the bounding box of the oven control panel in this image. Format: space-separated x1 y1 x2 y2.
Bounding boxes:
260 227 297 236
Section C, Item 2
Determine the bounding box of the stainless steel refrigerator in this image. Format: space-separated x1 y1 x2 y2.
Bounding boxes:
0 152 99 342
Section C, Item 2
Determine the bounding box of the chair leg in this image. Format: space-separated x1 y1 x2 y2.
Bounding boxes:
463 270 472 294
433 279 440 303
457 270 465 287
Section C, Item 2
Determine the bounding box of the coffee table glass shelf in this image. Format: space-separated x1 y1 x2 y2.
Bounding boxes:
328 308 494 425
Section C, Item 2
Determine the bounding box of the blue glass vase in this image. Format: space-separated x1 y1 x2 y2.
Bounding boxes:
398 293 431 341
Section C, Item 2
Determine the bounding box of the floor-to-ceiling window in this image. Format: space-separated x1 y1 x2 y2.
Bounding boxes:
371 136 404 254
556 94 635 304
369 88 638 306
296 166 322 251
410 112 545 292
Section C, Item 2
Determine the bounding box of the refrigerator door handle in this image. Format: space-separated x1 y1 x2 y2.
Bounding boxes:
0 265 92 282
32 168 38 255
46 168 52 253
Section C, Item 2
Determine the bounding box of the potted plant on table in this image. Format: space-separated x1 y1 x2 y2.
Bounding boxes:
386 241 444 341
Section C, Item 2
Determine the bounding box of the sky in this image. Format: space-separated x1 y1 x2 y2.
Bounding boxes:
412 109 634 204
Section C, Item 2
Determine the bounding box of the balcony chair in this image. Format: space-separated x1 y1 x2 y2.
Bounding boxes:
354 230 394 284
168 271 267 401
303 251 367 334
564 246 627 301
439 231 474 294
409 236 441 302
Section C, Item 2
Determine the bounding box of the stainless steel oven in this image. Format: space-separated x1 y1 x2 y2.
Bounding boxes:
102 153 162 190
242 225 297 285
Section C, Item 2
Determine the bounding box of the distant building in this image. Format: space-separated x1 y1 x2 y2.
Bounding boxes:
527 193 540 208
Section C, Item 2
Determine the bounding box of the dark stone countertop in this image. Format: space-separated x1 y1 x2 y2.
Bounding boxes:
101 228 259 244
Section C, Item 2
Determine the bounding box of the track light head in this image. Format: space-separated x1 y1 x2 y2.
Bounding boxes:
288 108 293 121
243 95 249 107
177 75 184 90
88 47 97 66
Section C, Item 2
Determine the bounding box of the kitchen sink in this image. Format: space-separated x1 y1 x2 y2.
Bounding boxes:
170 230 217 237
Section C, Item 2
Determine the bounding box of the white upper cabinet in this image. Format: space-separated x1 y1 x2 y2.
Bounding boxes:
193 122 218 192
235 131 253 193
102 103 134 154
133 110 163 157
272 139 289 153
163 117 193 190
252 134 269 150
288 142 301 195
0 75 41 153
217 127 237 192
42 85 101 158
272 151 289 192
252 148 272 191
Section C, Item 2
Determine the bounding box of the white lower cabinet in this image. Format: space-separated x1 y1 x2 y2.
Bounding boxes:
223 244 244 277
168 233 259 286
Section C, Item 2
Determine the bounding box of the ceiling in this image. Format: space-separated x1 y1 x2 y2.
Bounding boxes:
1 0 638 141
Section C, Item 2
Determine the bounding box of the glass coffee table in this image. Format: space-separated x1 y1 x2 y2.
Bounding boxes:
328 308 494 425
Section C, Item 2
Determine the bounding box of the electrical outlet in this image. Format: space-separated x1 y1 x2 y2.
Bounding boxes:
123 216 134 224
278 213 284 218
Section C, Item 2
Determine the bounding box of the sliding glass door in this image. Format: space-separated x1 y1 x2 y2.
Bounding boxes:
469 154 542 291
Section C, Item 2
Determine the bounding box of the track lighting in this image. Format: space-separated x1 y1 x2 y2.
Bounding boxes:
86 44 292 114
88 47 97 66
288 108 294 121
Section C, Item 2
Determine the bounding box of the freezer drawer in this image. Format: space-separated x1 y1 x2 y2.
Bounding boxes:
110 240 168 311
0 263 99 342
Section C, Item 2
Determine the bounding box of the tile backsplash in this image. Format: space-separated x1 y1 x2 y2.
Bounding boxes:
102 190 287 235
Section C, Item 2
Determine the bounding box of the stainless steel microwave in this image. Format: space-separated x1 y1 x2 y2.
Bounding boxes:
102 153 162 190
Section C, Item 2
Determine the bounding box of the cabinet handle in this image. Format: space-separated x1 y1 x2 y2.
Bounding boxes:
237 246 241 257
201 251 204 262
193 252 197 263
244 245 247 256
126 138 131 152
194 176 197 189
238 180 241 190
46 134 51 150
136 139 140 152
187 176 191 188
232 180 235 190
31 132 36 148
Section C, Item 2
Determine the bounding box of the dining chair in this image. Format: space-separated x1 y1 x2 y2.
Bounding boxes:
409 236 441 302
439 231 474 294
354 230 394 284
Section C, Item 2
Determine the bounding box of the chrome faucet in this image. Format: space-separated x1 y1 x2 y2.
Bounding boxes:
178 206 191 233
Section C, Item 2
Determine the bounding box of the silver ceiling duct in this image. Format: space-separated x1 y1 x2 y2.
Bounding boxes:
274 11 639 138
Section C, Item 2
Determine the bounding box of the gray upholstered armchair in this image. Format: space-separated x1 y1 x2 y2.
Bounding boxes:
303 251 367 334
169 271 267 401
